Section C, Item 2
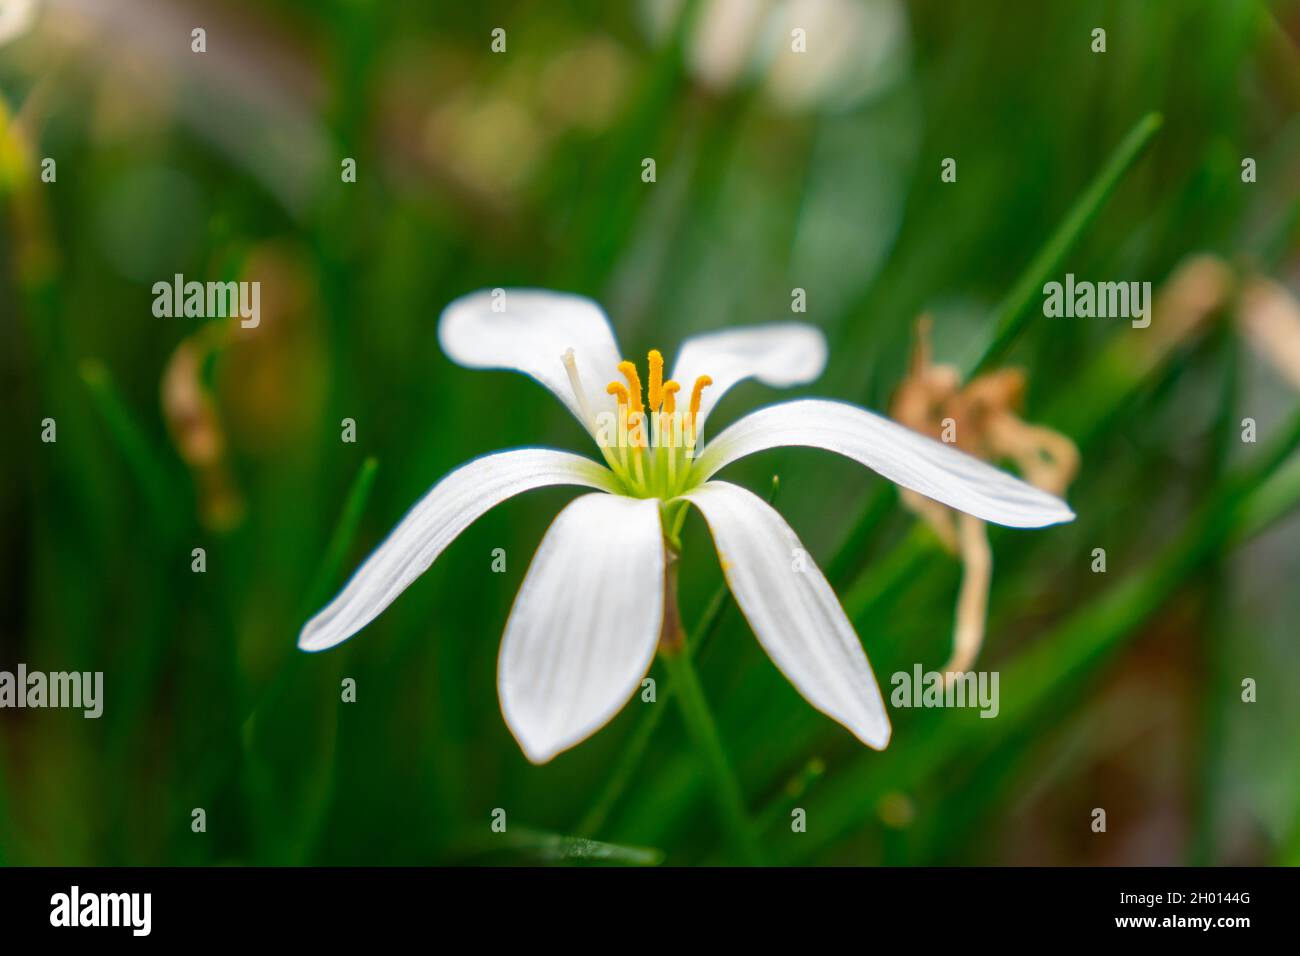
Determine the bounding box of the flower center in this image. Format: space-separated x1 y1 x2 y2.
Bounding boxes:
575 348 712 500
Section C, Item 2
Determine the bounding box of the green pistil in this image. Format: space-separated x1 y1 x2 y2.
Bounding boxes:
603 412 703 501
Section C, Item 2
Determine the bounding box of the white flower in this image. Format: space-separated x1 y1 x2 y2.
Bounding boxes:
299 290 1074 763
0 0 37 47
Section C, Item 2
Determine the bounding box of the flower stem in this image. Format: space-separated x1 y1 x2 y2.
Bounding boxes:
573 694 668 838
300 456 380 618
571 574 728 838
79 358 180 536
573 475 780 840
661 645 764 865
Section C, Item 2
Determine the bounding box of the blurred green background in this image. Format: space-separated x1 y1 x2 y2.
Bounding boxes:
3 0 1300 866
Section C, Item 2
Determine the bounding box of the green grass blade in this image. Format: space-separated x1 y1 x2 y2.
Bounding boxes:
970 111 1164 376
300 455 380 618
78 358 177 532
825 113 1163 589
662 646 765 865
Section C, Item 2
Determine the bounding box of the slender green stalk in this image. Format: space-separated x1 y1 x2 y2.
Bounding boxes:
692 580 732 649
826 485 895 585
1234 456 1300 541
662 646 765 865
241 461 380 864
1189 332 1239 865
840 524 938 621
574 691 670 838
970 111 1163 376
78 358 178 534
574 475 780 837
700 756 827 865
573 578 730 837
188 456 382 806
300 455 380 617
257 454 382 721
827 112 1164 591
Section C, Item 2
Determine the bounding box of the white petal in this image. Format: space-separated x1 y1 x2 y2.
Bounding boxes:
682 481 889 749
438 289 622 433
299 450 616 652
0 0 37 46
696 399 1075 528
669 323 827 434
499 493 664 764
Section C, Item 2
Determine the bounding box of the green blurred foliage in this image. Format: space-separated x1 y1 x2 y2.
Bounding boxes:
2 0 1299 865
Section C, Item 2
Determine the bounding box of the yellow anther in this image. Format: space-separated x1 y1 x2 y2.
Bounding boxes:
647 350 664 412
662 380 681 415
606 381 629 406
689 375 712 422
618 360 644 413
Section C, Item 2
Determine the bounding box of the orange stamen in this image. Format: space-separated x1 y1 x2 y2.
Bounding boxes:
618 360 644 413
662 380 681 415
647 350 664 413
688 375 712 424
